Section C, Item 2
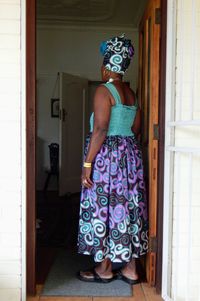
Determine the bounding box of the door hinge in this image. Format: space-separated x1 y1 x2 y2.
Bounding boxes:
149 236 158 253
59 108 67 121
155 8 161 24
153 124 159 140
59 109 62 120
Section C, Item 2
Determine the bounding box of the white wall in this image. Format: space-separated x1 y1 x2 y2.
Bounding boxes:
0 1 22 301
163 0 200 300
36 73 60 190
36 26 139 190
37 26 139 87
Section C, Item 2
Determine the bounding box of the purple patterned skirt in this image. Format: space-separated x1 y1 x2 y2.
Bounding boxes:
77 132 149 262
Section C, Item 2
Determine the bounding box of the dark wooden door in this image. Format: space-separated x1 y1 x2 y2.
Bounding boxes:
138 0 161 286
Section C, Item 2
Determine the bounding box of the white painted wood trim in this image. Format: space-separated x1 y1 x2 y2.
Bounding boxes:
168 120 200 126
185 153 193 300
162 296 174 301
21 0 26 300
161 0 177 300
177 0 184 121
167 146 200 154
189 0 196 120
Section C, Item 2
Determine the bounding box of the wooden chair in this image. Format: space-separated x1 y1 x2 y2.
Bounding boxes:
43 143 59 193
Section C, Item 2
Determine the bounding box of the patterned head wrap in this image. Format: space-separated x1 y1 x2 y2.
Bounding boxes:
100 33 134 75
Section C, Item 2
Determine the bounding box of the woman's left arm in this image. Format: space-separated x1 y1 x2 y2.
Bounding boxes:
81 85 111 188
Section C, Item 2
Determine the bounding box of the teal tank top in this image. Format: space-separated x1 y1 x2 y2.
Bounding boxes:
89 82 138 136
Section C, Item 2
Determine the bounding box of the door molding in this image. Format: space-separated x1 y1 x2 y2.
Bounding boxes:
138 0 164 289
161 0 178 299
26 0 167 295
156 0 167 294
26 0 36 295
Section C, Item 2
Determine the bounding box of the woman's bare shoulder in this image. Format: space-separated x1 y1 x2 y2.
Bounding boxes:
92 83 112 108
96 83 108 91
94 83 110 98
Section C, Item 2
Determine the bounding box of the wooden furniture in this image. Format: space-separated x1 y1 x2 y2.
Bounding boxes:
43 143 59 193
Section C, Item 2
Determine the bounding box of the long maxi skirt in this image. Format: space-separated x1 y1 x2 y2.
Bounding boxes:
77 132 149 263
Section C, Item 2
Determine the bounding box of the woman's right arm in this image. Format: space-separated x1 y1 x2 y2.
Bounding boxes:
81 86 111 189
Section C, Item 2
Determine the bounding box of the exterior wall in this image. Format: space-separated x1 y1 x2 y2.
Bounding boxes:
172 0 200 299
0 1 23 301
163 0 200 300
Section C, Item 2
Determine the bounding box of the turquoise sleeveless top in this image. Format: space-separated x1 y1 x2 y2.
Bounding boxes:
89 82 138 136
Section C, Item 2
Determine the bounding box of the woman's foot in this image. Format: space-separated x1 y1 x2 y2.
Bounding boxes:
120 267 139 280
79 268 113 280
78 258 114 280
118 259 139 281
77 268 115 283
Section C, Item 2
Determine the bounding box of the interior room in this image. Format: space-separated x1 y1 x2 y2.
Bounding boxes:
35 0 149 297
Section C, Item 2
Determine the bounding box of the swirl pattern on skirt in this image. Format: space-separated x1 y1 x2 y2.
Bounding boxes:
77 132 149 262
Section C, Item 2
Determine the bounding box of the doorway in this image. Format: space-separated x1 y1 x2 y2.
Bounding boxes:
26 0 167 297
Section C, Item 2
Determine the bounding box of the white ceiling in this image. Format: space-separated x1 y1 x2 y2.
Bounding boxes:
37 0 147 28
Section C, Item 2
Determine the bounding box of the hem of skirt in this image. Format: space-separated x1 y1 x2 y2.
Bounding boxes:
77 249 149 263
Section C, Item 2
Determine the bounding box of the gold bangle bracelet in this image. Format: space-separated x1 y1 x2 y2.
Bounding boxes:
83 162 92 167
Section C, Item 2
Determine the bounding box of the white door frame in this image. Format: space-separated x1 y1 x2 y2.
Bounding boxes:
161 0 177 300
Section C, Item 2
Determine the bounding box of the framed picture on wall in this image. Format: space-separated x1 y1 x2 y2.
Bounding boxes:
51 98 59 118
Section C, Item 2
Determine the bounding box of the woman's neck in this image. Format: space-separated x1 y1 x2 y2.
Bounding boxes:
107 77 122 83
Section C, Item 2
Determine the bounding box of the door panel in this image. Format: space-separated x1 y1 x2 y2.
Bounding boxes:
59 72 88 196
138 0 161 286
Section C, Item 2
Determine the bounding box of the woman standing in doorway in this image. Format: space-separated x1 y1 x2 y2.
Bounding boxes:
77 34 149 284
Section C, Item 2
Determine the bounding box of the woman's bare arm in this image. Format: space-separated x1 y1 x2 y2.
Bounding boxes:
85 85 111 163
81 85 111 189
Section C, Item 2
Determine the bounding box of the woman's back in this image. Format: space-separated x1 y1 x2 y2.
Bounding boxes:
108 81 136 107
89 82 138 136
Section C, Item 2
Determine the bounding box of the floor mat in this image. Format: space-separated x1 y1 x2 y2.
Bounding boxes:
41 249 132 297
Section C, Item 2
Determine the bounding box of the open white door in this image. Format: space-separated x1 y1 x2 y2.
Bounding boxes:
59 72 88 196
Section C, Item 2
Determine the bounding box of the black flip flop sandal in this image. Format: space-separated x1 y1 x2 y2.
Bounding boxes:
76 268 116 283
116 269 140 285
